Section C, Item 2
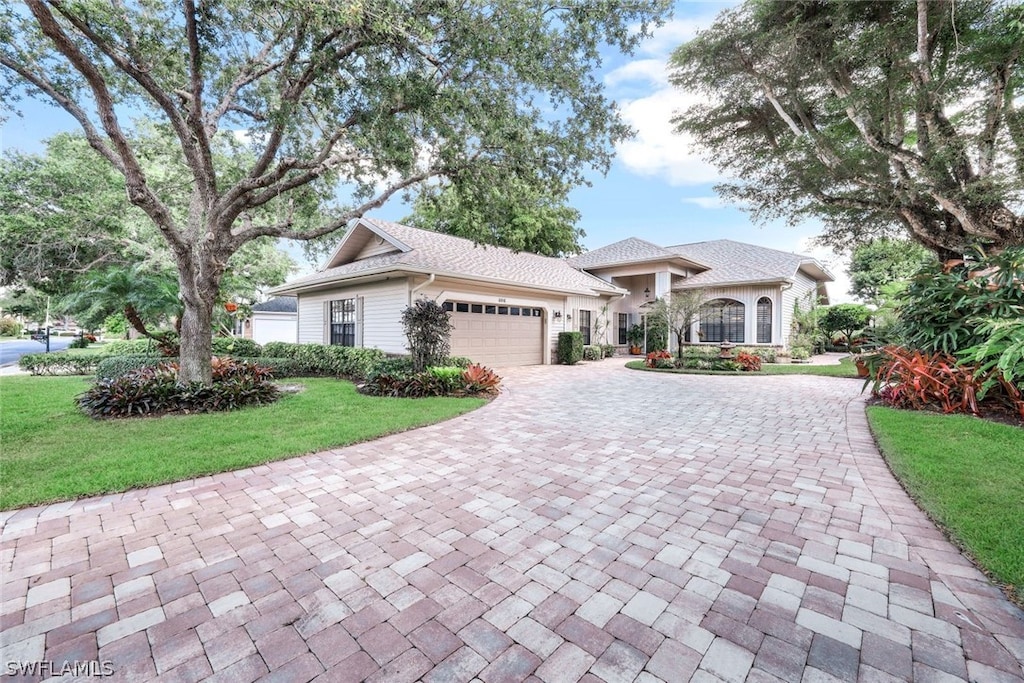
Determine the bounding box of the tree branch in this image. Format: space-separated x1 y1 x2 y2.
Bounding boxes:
23 0 188 257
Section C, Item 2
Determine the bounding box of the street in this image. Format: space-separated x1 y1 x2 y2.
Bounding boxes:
0 337 73 368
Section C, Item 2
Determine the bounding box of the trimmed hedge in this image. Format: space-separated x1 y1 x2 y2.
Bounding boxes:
557 332 583 365
97 355 306 380
102 339 163 355
95 355 169 380
255 342 384 379
582 345 602 361
19 352 101 376
211 337 261 357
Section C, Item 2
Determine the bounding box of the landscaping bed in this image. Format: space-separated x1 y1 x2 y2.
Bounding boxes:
624 357 861 378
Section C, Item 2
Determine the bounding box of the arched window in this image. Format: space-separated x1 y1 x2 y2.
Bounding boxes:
700 299 744 343
757 297 772 344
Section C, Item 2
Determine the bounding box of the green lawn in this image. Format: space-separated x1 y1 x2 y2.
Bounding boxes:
624 357 861 378
867 407 1024 604
0 376 485 510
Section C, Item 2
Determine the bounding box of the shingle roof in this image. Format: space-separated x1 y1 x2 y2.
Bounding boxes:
566 237 702 270
276 219 624 296
252 297 297 313
666 239 832 287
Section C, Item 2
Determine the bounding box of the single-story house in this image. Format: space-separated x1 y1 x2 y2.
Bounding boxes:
272 218 833 367
242 297 298 345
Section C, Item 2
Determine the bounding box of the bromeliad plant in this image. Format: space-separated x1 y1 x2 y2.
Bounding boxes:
867 346 1024 419
78 357 279 418
868 347 982 415
362 363 501 398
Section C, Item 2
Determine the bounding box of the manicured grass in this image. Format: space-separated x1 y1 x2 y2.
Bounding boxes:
0 376 485 510
867 406 1024 604
624 357 861 377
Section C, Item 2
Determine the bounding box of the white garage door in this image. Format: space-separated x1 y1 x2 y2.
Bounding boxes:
445 301 544 367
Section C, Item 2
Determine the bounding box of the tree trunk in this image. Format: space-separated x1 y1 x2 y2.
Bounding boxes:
176 256 220 385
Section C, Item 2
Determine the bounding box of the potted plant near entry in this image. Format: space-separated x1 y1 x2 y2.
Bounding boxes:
627 324 645 355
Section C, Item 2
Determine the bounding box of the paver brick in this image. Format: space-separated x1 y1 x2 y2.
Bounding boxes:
3 362 1023 683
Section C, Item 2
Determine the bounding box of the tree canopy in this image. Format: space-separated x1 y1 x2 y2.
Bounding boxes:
1 0 669 383
847 238 934 303
405 178 584 257
671 0 1024 259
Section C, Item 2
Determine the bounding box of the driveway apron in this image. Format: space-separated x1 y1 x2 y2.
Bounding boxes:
2 362 1023 682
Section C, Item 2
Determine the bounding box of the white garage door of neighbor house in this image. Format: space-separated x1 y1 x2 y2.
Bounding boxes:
445 301 544 367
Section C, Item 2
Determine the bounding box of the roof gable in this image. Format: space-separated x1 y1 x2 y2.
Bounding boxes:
322 220 411 270
666 239 833 287
277 218 625 297
567 237 707 271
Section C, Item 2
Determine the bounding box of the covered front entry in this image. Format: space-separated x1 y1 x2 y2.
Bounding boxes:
444 300 544 366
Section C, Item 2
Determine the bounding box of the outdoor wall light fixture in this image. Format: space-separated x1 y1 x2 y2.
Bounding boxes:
566 313 572 322
552 311 562 320
643 287 651 299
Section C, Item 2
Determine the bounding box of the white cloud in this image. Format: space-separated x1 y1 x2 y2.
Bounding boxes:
608 6 739 186
681 195 726 209
604 59 669 88
616 87 722 185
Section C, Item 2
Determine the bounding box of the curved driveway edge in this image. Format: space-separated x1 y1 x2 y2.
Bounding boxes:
2 361 1023 682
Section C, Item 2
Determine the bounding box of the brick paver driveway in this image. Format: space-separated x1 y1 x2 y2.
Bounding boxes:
3 362 1023 682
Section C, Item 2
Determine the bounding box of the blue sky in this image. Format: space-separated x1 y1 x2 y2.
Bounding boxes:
0 1 852 301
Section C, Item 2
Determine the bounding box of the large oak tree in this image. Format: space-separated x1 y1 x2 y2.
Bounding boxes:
671 0 1024 260
1 0 668 383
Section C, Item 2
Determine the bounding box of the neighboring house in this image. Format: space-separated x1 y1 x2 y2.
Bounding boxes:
272 218 833 367
243 297 298 345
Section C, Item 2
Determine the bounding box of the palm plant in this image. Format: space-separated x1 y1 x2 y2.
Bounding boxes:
63 265 181 354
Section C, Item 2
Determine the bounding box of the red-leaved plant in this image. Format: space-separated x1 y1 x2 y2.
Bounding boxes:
645 350 672 368
869 346 982 415
462 364 501 394
735 352 762 372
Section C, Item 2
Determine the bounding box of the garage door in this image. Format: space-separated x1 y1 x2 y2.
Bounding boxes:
444 301 544 366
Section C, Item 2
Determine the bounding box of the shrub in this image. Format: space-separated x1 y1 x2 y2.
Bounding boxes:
898 247 1024 354
446 356 473 368
254 342 385 379
735 352 762 372
96 355 167 380
261 341 296 358
363 363 501 398
713 359 742 372
103 339 162 356
557 332 583 365
602 344 616 358
0 317 23 336
211 337 261 357
402 299 452 372
427 366 464 393
958 318 1024 409
367 356 416 381
820 304 872 349
790 347 811 361
582 345 602 361
68 335 91 349
19 352 100 375
78 358 280 418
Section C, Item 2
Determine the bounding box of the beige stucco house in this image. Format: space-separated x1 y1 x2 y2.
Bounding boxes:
272 218 833 367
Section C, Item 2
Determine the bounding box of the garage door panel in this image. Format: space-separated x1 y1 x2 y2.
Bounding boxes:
448 303 543 367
